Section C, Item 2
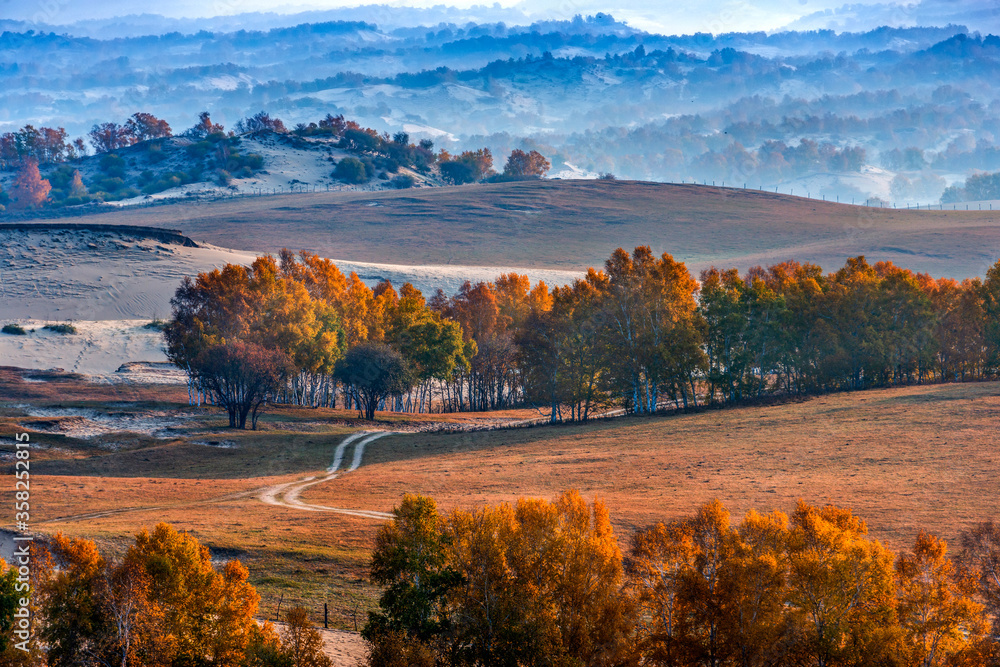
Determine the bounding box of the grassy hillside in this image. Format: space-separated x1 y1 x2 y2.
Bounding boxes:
34 179 1000 279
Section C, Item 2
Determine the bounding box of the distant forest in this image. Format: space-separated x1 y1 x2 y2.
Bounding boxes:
4 18 1000 203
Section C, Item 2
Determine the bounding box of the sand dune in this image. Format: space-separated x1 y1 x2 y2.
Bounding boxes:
0 226 582 373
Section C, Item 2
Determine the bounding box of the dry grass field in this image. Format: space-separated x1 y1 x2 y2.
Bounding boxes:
2 375 999 641
29 180 1000 279
300 381 1000 550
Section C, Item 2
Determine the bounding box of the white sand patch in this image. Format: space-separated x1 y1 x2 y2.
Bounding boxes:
330 259 582 297
0 228 258 320
15 404 191 438
0 320 168 375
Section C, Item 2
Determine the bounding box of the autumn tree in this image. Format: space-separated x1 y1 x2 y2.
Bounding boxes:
69 169 87 198
981 261 1000 371
10 158 52 209
187 111 225 138
0 124 79 167
237 111 287 135
88 121 133 153
193 341 293 429
786 501 899 667
366 491 634 666
33 535 107 665
125 112 172 142
0 558 36 665
364 494 459 659
125 522 262 665
596 247 703 413
334 343 414 420
166 256 345 410
895 531 985 667
956 521 1000 643
502 148 551 178
447 491 635 665
280 607 333 667
439 148 493 183
630 501 793 667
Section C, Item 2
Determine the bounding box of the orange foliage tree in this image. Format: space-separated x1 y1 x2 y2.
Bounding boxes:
10 158 51 209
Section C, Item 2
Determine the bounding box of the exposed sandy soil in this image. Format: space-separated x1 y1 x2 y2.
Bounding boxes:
0 320 169 375
0 227 258 321
0 226 579 373
28 179 1000 280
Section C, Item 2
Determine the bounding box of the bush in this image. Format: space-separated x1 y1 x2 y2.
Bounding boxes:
439 160 478 184
99 153 127 178
1 324 26 335
147 143 167 164
143 319 167 331
218 169 232 186
98 177 125 193
389 174 416 189
186 141 213 159
333 157 368 184
43 323 77 334
245 153 264 170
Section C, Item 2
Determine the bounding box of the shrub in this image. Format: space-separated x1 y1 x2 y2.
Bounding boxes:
147 142 167 164
143 319 167 331
245 153 264 170
99 153 127 178
439 159 477 184
389 174 416 189
333 157 368 184
98 177 125 192
186 141 213 159
43 323 77 334
1 324 26 335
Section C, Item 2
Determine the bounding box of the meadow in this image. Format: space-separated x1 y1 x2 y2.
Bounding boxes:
3 369 998 630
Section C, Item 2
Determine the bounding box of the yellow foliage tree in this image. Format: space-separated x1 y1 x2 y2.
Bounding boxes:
896 531 986 667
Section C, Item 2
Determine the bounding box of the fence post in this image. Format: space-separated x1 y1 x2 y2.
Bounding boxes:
324 602 328 629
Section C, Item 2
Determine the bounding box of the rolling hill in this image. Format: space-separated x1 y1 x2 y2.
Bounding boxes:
31 179 1000 280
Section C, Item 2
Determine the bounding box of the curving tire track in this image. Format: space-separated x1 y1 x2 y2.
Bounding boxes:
33 431 396 528
257 431 394 519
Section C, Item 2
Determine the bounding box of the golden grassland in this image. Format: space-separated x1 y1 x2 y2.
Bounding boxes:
27 180 1000 278
2 375 999 628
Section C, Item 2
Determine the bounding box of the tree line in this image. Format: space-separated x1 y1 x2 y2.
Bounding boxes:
0 523 332 667
364 491 1000 667
167 246 1000 428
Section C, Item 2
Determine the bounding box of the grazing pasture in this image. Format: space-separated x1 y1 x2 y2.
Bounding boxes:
2 374 998 631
